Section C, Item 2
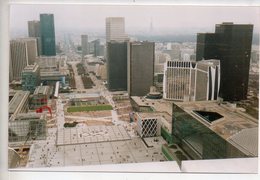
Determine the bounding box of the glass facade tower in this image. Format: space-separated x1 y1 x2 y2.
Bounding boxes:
40 14 56 56
196 23 253 101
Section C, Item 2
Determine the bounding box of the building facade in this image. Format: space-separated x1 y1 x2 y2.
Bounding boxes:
106 17 128 42
128 41 155 96
22 64 40 93
163 60 220 101
9 91 30 120
196 23 253 101
31 86 51 109
28 20 41 55
171 101 258 159
10 38 37 81
40 14 56 56
107 41 128 91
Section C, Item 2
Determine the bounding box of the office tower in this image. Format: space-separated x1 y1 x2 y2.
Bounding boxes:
21 64 40 93
107 41 128 91
40 14 56 56
128 41 155 96
196 23 253 101
28 20 40 37
196 33 219 61
25 38 38 65
10 38 37 81
81 35 89 57
93 39 101 57
106 17 128 42
163 60 220 101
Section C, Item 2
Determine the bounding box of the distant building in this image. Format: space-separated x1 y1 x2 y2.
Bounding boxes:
10 38 37 81
107 41 128 91
106 17 128 42
163 60 220 101
28 20 41 55
196 23 253 101
40 14 56 56
81 34 89 57
96 64 107 80
21 64 40 93
28 20 40 37
154 73 164 92
92 39 101 57
128 41 155 96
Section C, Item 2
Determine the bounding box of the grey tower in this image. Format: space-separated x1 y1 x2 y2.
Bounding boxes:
107 41 128 91
128 41 155 96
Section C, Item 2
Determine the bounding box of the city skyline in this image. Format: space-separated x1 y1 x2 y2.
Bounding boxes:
10 5 260 36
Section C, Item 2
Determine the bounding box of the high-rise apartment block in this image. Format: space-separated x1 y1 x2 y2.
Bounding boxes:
21 64 40 93
40 14 56 56
107 41 128 91
28 20 41 55
106 17 128 42
163 60 220 101
128 41 155 96
81 35 89 57
10 38 37 81
196 22 253 101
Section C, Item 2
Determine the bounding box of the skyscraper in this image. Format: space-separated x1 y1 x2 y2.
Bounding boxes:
28 20 40 37
196 23 253 101
81 34 89 58
10 39 29 81
106 17 128 42
128 41 155 96
28 20 41 56
10 38 38 81
40 14 56 56
25 38 38 65
107 41 128 91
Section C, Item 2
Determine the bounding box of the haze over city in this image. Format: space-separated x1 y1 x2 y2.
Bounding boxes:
10 5 260 36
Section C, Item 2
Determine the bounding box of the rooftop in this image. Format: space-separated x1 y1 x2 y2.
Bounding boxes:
22 64 39 73
131 96 173 115
9 91 30 114
228 127 258 156
174 101 258 140
34 86 50 95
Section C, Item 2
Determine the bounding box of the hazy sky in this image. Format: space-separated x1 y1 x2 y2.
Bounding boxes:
10 5 260 35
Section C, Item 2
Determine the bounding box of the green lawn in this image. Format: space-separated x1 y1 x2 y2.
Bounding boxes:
67 104 113 112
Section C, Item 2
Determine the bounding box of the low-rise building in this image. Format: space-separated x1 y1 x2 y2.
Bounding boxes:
9 113 47 142
9 91 30 120
135 112 161 138
31 86 51 109
172 101 258 159
21 64 40 93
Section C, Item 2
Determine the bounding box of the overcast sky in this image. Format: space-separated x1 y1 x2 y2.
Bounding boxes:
10 5 260 35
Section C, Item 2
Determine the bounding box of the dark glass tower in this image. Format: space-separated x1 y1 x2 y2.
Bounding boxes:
196 23 253 101
40 14 56 56
107 41 127 91
128 41 155 96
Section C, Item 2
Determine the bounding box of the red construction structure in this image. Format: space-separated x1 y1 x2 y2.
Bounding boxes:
35 106 52 118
